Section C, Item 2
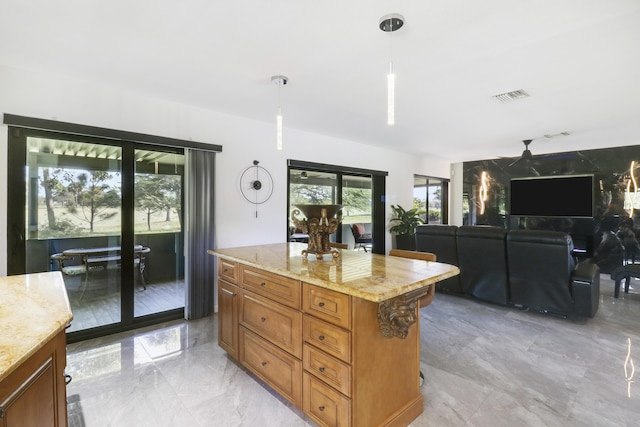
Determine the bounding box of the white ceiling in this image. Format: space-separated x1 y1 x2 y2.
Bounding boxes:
1 0 639 162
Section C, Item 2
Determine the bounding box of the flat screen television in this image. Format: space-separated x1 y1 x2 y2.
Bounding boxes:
509 175 594 218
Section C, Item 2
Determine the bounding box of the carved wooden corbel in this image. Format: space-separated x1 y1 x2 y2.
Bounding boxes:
377 286 429 339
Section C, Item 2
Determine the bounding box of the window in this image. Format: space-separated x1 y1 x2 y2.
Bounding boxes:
287 160 386 253
413 175 449 224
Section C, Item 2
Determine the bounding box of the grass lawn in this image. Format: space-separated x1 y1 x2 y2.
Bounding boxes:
37 206 182 238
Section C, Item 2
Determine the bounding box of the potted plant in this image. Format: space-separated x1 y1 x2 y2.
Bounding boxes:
389 204 425 250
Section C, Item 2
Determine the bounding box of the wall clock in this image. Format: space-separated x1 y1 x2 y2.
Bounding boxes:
239 160 274 217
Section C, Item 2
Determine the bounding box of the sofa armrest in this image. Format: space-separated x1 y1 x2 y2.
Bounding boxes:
571 261 600 317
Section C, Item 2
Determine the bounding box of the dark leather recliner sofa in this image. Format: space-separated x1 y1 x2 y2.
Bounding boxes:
414 224 600 318
415 225 462 294
457 225 509 305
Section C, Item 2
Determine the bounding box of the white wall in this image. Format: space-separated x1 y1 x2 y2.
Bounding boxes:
0 64 452 276
449 162 465 226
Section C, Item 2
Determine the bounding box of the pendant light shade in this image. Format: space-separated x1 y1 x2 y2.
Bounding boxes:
379 14 404 126
387 63 395 125
271 75 288 150
276 107 283 150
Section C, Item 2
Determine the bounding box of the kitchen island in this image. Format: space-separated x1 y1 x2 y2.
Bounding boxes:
209 242 459 427
0 272 73 427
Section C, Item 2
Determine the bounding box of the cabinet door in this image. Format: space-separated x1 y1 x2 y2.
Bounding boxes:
218 279 239 358
0 357 55 427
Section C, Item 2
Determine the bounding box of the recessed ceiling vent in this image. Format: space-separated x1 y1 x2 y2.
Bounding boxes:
544 131 571 138
492 89 530 103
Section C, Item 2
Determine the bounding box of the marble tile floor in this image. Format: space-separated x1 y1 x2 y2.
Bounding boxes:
66 274 640 427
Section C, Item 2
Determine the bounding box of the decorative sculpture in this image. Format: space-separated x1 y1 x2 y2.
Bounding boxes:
291 204 343 260
377 295 418 339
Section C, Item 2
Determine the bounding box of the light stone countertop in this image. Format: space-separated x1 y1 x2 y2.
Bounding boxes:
0 271 73 382
208 242 460 302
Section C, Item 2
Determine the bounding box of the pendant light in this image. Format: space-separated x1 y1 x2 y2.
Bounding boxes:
379 14 404 125
271 75 288 150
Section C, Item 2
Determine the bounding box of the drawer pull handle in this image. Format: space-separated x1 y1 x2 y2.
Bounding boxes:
318 335 325 341
260 282 266 287
318 406 325 412
261 361 267 366
318 302 325 307
319 367 325 372
261 317 266 322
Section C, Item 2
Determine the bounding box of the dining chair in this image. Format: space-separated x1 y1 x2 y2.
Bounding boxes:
329 242 349 249
388 248 437 386
388 249 437 308
350 223 373 252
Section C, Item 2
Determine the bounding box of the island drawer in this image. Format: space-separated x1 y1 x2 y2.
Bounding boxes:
303 372 350 427
303 315 351 363
303 283 351 329
241 265 301 309
240 290 302 358
240 327 302 409
303 344 351 397
219 259 238 282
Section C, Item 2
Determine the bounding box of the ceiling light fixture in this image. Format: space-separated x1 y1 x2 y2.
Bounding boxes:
271 75 288 150
379 13 404 125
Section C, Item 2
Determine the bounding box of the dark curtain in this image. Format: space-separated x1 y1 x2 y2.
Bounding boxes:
185 149 216 319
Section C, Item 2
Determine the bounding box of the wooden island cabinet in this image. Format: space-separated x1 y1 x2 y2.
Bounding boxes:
0 272 73 427
209 243 459 427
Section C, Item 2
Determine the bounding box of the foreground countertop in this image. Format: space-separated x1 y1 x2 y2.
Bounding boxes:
0 271 73 382
208 242 459 302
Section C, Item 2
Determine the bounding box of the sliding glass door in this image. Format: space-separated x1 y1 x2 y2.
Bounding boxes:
23 136 124 332
133 149 185 317
7 128 185 339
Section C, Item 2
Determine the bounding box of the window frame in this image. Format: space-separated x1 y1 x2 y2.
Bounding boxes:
413 174 450 224
287 159 387 254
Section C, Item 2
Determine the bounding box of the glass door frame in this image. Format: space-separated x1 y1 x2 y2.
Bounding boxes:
7 126 185 342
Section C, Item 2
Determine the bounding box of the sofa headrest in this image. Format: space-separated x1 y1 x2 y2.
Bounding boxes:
457 225 507 240
507 229 573 247
415 224 458 237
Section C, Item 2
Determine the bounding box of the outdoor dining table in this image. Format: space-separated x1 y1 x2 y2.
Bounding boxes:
54 245 150 297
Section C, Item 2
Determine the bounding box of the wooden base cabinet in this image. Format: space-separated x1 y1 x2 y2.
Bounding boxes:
218 279 239 359
0 330 68 427
217 261 423 427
